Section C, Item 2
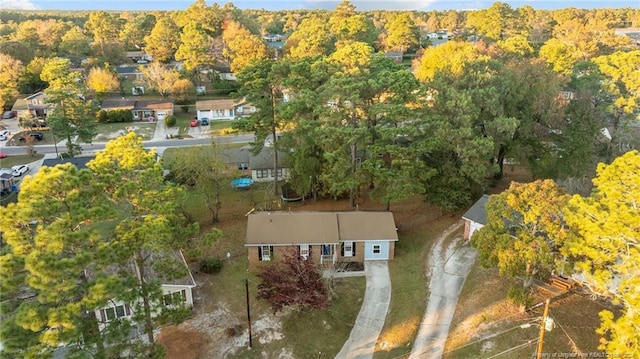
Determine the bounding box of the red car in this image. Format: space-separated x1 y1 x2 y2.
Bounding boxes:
0 152 7 158
190 119 199 127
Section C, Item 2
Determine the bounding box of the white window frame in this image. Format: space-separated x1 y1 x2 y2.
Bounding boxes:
343 241 354 257
300 244 310 260
372 245 381 254
261 245 272 261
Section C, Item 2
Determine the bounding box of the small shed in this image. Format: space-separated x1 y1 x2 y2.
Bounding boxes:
462 194 490 240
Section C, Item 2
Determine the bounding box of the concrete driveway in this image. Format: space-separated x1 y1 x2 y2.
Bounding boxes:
335 261 391 359
409 221 477 359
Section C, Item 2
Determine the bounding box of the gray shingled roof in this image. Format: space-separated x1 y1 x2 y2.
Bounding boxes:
42 157 94 169
248 147 289 170
462 194 490 225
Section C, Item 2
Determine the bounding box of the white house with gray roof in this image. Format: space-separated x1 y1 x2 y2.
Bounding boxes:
462 194 490 240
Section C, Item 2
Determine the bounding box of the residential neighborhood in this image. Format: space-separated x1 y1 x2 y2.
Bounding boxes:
0 1 639 359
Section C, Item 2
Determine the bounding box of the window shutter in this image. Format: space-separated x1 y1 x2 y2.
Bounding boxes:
270 246 274 260
125 304 131 316
100 309 106 322
341 243 345 256
258 246 262 260
353 243 356 256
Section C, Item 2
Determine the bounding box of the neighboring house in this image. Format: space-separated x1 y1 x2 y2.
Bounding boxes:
220 145 251 172
115 65 143 81
11 92 53 119
125 51 153 62
94 250 196 329
212 65 236 81
245 211 398 267
462 194 490 240
248 146 290 183
614 27 640 46
195 98 255 121
100 97 173 121
42 156 94 169
0 169 16 196
384 51 404 63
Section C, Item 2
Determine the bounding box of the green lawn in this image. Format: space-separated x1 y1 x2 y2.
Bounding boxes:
0 153 44 168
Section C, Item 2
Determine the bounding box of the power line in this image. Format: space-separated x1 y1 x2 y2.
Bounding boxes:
485 337 538 359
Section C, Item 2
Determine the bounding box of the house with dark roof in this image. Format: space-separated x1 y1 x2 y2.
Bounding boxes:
115 65 143 81
219 145 290 182
245 211 398 267
462 194 490 240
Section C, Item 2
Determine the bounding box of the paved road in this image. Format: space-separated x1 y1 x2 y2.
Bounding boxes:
409 221 477 359
0 118 255 157
336 261 391 359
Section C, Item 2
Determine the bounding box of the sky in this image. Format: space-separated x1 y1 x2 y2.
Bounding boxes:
1 0 638 11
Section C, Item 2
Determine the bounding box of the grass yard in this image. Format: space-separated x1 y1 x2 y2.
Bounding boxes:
0 153 44 168
93 122 157 142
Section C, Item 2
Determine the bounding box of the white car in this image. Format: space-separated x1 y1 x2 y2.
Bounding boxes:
0 130 9 141
11 165 29 177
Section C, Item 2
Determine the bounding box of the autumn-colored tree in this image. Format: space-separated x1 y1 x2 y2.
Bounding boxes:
562 151 640 356
256 246 329 313
171 78 195 104
471 180 573 289
222 20 268 73
285 14 333 59
139 61 181 97
144 16 180 63
0 53 23 110
87 66 119 100
84 11 120 58
413 41 489 83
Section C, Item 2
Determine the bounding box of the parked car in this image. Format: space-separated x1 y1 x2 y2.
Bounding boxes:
0 130 9 141
136 59 149 64
0 152 7 158
2 111 15 119
200 118 209 126
18 131 44 142
11 165 29 177
190 119 199 127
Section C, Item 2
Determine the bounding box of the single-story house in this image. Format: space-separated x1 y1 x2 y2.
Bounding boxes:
100 97 174 121
245 211 398 267
94 250 196 329
195 98 255 121
11 92 54 119
212 65 236 81
220 145 252 171
248 146 290 183
218 145 290 182
462 194 490 240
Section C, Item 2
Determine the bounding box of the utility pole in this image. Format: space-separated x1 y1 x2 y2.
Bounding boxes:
245 278 253 349
536 299 550 359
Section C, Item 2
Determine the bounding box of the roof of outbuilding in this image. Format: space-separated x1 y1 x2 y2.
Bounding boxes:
462 194 490 225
